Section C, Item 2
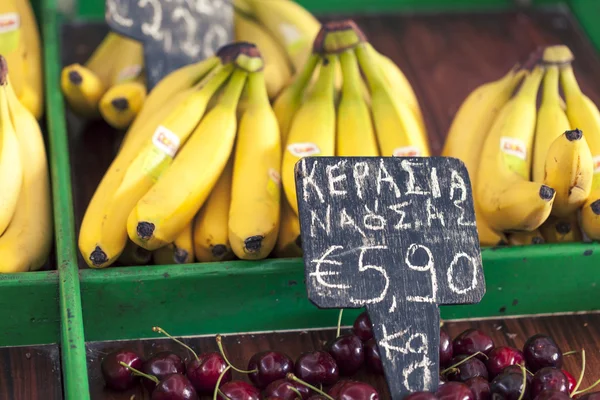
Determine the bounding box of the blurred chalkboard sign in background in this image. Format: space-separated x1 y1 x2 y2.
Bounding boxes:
105 0 234 89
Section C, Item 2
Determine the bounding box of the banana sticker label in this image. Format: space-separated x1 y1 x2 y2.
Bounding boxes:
593 156 600 174
152 126 180 158
142 147 172 182
287 143 320 158
392 146 422 157
0 13 20 54
117 64 143 83
592 156 600 191
500 137 528 178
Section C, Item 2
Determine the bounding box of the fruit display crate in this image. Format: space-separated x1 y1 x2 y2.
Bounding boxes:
34 0 600 398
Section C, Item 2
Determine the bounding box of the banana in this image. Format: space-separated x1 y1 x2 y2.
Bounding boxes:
117 240 152 266
14 0 43 119
153 221 195 265
78 61 231 268
0 0 26 99
477 66 555 232
0 71 52 272
543 129 593 217
60 64 106 118
581 196 600 241
336 48 379 157
84 32 122 87
99 76 147 130
272 53 319 145
355 42 430 157
532 65 572 183
128 69 248 251
234 11 292 99
273 198 302 258
243 0 320 73
281 54 336 215
0 62 23 237
229 70 281 260
193 158 235 262
443 67 525 246
506 230 545 246
539 214 582 244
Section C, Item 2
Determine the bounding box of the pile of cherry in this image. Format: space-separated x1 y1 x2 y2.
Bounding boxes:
100 312 600 400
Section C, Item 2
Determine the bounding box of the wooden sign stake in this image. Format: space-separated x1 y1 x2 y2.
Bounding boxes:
105 0 234 89
295 156 486 398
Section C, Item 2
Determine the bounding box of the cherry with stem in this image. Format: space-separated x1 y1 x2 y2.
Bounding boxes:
440 351 487 376
118 361 160 386
286 373 335 400
215 335 258 375
213 365 232 400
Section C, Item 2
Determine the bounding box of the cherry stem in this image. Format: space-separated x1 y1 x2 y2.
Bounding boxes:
216 335 258 374
517 363 527 400
440 351 487 375
563 350 579 356
286 373 335 400
573 349 586 394
213 365 232 400
574 377 600 396
336 309 343 338
289 386 303 400
118 361 159 385
152 326 199 362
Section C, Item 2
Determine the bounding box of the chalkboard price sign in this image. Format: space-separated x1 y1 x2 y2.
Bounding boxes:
105 0 234 89
295 157 485 398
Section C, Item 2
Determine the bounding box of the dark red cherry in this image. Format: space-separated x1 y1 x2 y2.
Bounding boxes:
264 379 311 400
365 338 383 375
186 352 231 394
523 335 563 372
217 381 260 400
490 372 530 400
446 355 489 382
247 351 294 389
327 334 364 376
486 347 526 378
531 368 568 399
405 392 438 400
533 391 570 400
578 393 600 400
328 380 379 400
436 382 475 400
453 329 495 360
307 397 328 400
562 370 576 395
466 376 491 400
152 374 198 400
503 366 533 384
441 329 454 367
142 352 186 393
101 349 143 391
353 312 373 341
295 351 339 386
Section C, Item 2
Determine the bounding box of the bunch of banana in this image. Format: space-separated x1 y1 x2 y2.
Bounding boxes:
0 0 43 120
444 44 600 247
79 42 283 268
60 32 147 129
0 56 53 273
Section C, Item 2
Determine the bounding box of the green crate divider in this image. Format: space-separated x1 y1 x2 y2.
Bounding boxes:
42 0 600 399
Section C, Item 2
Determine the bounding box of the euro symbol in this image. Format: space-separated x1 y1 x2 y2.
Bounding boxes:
309 245 351 290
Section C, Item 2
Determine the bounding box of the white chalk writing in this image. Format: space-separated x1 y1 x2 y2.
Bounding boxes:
388 202 412 230
310 205 331 237
450 169 476 226
377 159 402 198
309 246 350 289
353 162 369 200
301 159 325 204
402 160 429 196
447 252 478 294
349 246 389 305
405 244 437 303
426 198 445 227
327 161 348 197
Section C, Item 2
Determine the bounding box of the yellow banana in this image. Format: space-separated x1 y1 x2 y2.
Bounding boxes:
281 54 336 215
355 42 430 157
99 77 147 130
477 66 555 232
272 53 319 145
336 49 379 157
543 129 593 217
153 221 195 265
128 69 247 251
532 65 571 183
14 0 43 120
506 230 545 246
193 158 235 262
243 0 320 73
0 63 23 237
539 214 582 244
581 196 600 241
0 0 25 99
273 198 302 258
234 11 292 99
443 67 525 246
0 72 52 272
229 70 281 260
117 240 152 266
78 61 231 268
60 64 106 118
84 32 122 87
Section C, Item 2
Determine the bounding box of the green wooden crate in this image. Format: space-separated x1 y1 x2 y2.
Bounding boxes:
38 0 600 398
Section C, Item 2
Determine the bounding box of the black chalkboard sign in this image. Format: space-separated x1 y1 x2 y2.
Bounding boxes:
295 157 485 398
105 0 234 89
